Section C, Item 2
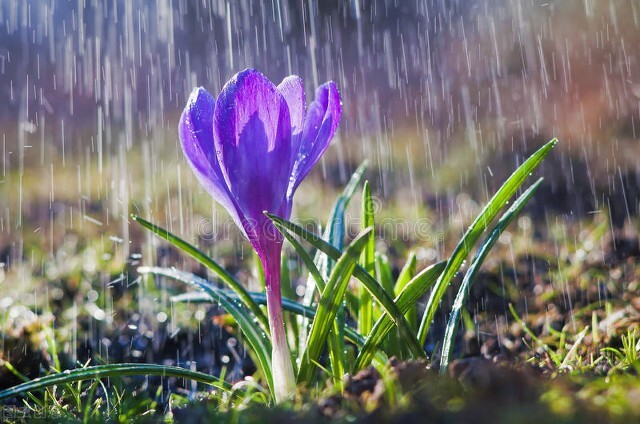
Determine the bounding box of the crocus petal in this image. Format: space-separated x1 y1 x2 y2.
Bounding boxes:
179 87 242 225
277 75 305 137
288 81 341 196
277 75 306 167
213 69 293 248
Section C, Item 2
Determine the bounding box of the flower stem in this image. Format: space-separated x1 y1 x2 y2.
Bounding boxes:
263 252 296 402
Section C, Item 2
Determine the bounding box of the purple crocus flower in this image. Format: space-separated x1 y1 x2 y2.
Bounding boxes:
179 68 341 401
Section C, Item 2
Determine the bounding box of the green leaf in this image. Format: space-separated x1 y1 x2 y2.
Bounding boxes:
340 161 370 206
281 255 295 300
508 303 562 366
138 267 274 396
279 224 325 293
130 214 269 336
281 255 300 356
327 320 346 390
440 179 542 371
395 252 418 329
171 291 371 351
297 162 367 388
375 253 394 297
267 213 426 360
395 252 417 296
278 209 340 377
354 261 446 371
0 364 230 402
417 138 557 344
303 161 368 306
358 181 376 336
375 253 400 355
320 200 348 389
297 228 373 384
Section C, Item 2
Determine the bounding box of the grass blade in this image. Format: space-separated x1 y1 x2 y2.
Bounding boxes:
354 261 446 371
375 253 400 354
299 162 367 384
171 291 370 350
138 266 274 396
358 181 375 336
280 206 347 384
130 214 269 336
340 161 369 205
297 228 372 384
281 255 300 357
417 138 557 345
303 161 368 306
395 252 418 330
322 204 347 389
440 179 543 371
509 303 562 366
280 224 325 292
376 253 394 298
0 364 230 402
327 319 346 390
267 213 426 360
395 252 418 296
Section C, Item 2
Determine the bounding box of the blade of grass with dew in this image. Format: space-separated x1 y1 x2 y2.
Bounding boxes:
328 314 346 388
303 161 368 307
276 210 346 382
170 291 373 352
312 184 349 389
358 181 375 336
508 303 562 366
292 176 360 386
267 213 426 360
376 253 395 300
81 380 99 423
319 164 367 377
2 362 45 406
137 267 274 395
560 326 589 370
391 252 418 357
325 208 347 391
280 255 300 357
279 223 325 293
417 138 557 345
43 325 61 372
353 261 446 371
298 163 367 383
394 252 418 296
395 252 418 330
44 322 85 408
297 228 372 384
131 214 269 336
0 364 230 402
440 179 542 371
280 255 296 306
375 253 401 355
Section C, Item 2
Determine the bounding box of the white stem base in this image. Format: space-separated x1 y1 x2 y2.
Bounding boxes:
271 334 296 402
